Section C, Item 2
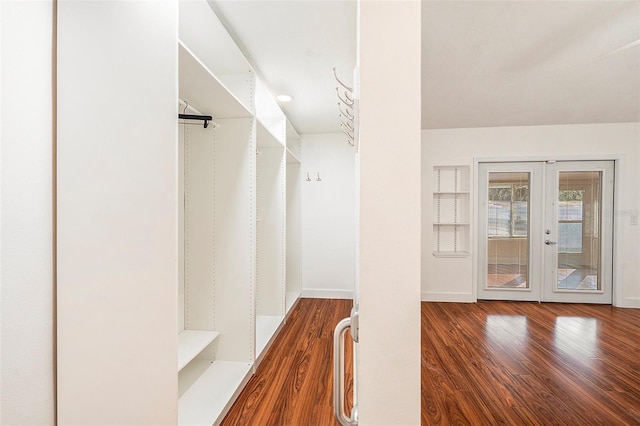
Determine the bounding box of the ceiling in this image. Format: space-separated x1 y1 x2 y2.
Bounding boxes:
212 0 639 134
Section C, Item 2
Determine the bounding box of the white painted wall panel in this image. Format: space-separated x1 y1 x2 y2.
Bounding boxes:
300 133 355 298
56 2 178 424
358 1 422 424
0 2 55 424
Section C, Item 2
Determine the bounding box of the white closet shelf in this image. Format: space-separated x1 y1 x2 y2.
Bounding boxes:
286 291 300 314
179 42 252 119
434 191 470 195
178 330 220 372
256 315 284 359
433 251 470 258
257 120 285 148
178 360 253 426
286 148 301 164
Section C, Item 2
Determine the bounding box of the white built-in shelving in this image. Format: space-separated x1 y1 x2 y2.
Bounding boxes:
176 0 300 424
433 166 470 257
255 78 287 365
178 360 253 426
285 121 302 314
178 330 220 371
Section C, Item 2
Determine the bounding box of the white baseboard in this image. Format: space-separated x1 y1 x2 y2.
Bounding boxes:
300 288 354 300
421 292 475 303
617 297 640 309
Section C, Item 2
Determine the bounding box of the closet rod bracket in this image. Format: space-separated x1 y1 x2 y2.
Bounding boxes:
178 113 214 128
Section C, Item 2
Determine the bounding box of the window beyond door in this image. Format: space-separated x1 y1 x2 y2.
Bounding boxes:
487 172 531 289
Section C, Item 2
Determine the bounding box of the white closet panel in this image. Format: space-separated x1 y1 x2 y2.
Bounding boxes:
211 118 256 362
56 1 178 424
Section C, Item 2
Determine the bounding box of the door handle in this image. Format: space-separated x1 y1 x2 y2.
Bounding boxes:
333 317 358 426
545 240 557 245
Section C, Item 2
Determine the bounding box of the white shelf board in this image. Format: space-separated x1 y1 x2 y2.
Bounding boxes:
178 360 253 426
434 222 470 226
178 330 220 371
257 120 285 148
286 148 301 164
434 191 470 195
433 251 470 258
178 42 252 119
286 291 300 314
256 315 284 358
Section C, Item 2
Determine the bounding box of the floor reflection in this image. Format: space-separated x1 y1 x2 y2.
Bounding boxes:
554 316 598 359
486 315 528 346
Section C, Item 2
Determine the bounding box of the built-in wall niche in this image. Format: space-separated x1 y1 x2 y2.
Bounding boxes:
433 166 470 257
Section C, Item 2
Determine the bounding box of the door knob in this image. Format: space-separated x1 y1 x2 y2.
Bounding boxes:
545 240 557 245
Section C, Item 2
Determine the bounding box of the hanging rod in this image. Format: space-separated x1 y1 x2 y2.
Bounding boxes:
178 114 214 128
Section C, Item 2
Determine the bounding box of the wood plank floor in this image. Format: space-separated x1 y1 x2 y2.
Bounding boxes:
222 299 640 425
221 298 352 426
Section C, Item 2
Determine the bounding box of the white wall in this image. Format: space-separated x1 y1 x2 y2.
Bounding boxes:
0 2 56 424
358 1 422 424
300 133 356 298
422 122 640 307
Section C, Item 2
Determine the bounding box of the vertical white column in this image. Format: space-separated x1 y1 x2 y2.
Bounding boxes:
1 1 55 424
57 1 178 424
357 1 422 424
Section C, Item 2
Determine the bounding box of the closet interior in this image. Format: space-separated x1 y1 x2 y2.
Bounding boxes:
177 1 301 424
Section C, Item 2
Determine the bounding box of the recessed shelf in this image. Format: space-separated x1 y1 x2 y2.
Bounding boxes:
433 166 470 255
178 360 253 426
433 251 470 258
433 191 470 195
178 330 220 372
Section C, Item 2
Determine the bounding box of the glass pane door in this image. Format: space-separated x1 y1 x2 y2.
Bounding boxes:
543 161 614 303
478 162 543 301
486 172 530 289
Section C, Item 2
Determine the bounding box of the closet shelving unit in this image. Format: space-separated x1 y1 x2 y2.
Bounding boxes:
177 0 302 424
433 166 470 257
285 121 302 314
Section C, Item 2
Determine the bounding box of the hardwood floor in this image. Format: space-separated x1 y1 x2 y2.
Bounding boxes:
221 298 353 426
222 299 640 425
422 301 640 425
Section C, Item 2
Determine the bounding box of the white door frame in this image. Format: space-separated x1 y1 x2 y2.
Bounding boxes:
473 156 619 304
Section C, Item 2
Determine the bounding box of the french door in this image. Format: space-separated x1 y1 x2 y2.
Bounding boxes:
478 161 614 304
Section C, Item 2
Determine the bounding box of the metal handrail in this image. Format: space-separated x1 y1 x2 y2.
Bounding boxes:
333 317 357 426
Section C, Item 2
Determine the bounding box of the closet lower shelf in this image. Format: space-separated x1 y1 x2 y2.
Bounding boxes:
285 291 300 314
178 360 253 426
178 330 220 371
256 315 284 359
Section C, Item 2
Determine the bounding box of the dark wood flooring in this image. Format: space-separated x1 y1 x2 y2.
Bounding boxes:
222 299 640 425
